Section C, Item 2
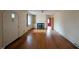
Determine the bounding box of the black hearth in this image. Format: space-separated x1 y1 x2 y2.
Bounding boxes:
37 23 44 29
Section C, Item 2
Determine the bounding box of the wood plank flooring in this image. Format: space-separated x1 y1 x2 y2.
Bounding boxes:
5 29 77 49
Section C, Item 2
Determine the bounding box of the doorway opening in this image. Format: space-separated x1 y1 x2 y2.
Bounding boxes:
46 15 54 30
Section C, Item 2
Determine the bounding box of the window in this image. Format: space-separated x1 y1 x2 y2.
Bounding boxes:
27 14 32 26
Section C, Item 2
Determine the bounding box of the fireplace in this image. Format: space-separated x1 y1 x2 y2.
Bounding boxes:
37 23 44 29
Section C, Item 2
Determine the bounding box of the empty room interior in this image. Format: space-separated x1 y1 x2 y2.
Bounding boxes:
0 10 79 49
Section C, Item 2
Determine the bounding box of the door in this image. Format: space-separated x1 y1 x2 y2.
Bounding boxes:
47 17 54 30
48 18 51 26
3 11 19 47
47 18 52 30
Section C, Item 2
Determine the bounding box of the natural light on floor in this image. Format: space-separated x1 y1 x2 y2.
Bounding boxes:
46 26 52 37
27 34 32 45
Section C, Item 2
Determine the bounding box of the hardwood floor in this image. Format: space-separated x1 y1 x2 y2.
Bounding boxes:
5 29 77 49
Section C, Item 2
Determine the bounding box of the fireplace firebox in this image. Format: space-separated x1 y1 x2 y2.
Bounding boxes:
37 23 44 29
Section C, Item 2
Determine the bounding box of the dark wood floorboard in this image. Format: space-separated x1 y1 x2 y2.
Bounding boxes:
5 29 77 49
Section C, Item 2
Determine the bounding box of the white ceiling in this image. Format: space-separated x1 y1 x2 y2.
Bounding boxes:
28 10 60 15
28 10 78 15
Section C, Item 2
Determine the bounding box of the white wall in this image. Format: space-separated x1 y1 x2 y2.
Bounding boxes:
54 11 79 48
17 11 28 37
0 11 3 48
3 11 19 47
1 10 34 48
17 11 34 37
35 13 46 29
